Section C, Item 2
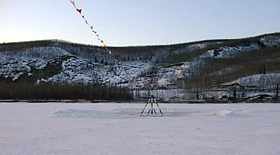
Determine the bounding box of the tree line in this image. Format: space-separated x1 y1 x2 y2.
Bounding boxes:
0 82 133 101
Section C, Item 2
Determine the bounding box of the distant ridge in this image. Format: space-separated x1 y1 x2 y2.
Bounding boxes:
1 32 280 48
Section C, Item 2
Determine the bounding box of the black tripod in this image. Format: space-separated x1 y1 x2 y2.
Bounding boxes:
140 68 163 117
140 94 163 117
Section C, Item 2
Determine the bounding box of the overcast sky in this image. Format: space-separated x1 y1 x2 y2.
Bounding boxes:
1 0 280 46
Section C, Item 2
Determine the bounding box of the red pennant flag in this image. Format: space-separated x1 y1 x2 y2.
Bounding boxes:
69 0 112 54
76 8 82 14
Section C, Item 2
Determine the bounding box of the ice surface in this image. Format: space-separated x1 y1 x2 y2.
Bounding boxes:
0 103 280 155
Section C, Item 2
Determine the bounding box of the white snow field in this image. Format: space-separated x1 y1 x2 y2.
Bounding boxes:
0 103 280 155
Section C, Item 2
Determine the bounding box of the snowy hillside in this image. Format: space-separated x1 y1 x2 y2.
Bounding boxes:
230 73 280 89
1 33 280 101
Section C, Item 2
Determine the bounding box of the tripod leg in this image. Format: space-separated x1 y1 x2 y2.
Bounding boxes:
151 102 154 115
152 101 157 115
155 102 163 115
153 107 157 115
140 100 149 116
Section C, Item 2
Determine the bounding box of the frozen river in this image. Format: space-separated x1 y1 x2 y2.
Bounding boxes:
0 103 279 155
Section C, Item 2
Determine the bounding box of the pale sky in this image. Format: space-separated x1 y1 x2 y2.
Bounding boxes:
1 0 280 46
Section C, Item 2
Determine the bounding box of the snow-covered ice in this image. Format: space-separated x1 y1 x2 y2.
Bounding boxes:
0 103 279 155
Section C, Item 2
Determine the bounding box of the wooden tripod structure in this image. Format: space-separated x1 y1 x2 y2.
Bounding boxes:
140 94 163 116
140 70 163 117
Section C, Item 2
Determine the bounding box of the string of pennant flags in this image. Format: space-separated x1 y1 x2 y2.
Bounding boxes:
69 0 112 54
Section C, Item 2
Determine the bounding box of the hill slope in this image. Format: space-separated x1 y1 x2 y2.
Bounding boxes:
1 33 280 101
